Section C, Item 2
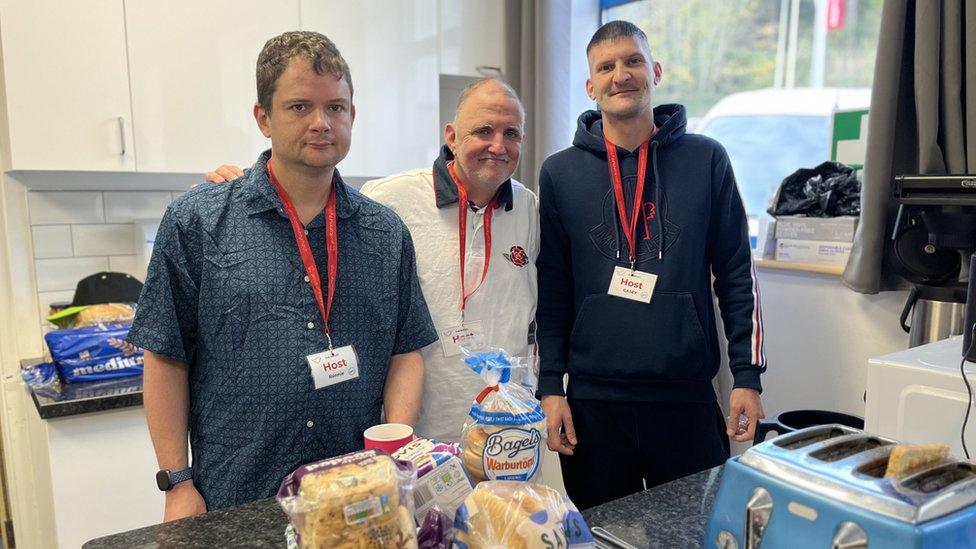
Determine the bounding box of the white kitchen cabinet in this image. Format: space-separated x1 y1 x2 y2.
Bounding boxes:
301 0 440 178
124 1 300 173
439 0 508 78
0 0 136 171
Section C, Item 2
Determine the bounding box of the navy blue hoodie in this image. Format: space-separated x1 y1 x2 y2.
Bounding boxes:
535 105 766 402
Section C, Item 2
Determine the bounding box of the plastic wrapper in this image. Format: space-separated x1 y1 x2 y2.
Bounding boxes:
767 161 861 217
20 361 61 397
277 449 419 548
395 438 473 523
49 302 137 329
459 346 546 483
393 438 463 478
417 507 453 549
44 322 143 383
452 481 595 548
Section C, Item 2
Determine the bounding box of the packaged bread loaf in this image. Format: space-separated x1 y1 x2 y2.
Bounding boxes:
452 481 594 549
459 347 546 483
277 449 419 548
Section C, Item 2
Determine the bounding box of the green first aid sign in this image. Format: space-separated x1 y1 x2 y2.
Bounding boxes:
830 108 869 168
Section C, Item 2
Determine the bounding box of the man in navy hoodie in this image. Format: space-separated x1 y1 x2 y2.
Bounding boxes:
536 20 767 509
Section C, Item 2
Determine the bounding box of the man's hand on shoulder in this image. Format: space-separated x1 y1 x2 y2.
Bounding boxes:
203 164 245 184
541 395 577 455
727 388 765 443
163 482 207 522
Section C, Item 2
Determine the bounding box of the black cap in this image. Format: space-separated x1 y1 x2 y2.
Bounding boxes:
71 272 144 306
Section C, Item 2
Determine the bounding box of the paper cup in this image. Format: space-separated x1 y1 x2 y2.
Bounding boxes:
363 423 415 454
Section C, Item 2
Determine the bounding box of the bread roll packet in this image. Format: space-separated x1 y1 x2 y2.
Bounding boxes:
459 345 547 483
452 481 595 549
277 449 419 549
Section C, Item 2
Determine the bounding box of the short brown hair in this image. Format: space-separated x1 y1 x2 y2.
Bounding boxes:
586 20 651 57
256 31 353 112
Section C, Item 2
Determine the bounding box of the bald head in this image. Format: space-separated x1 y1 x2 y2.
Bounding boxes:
445 77 524 202
454 77 525 124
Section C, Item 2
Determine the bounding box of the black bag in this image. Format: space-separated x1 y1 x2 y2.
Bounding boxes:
767 161 861 217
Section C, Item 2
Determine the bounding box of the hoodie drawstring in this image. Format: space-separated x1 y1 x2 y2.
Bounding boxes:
651 141 663 260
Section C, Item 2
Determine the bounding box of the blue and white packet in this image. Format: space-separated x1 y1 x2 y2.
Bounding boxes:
460 346 546 483
21 360 61 397
44 323 144 383
452 481 595 548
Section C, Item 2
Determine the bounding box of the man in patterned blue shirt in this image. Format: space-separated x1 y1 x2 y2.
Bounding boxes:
127 31 438 521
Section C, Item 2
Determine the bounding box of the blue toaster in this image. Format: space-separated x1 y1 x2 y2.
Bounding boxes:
705 425 976 548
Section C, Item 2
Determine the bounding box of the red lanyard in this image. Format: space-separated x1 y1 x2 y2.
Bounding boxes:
267 160 339 350
447 162 497 313
604 137 648 269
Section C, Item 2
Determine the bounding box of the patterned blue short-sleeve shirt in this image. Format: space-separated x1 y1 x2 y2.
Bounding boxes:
128 150 437 510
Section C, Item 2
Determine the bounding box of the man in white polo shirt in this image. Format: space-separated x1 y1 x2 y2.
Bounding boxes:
360 78 537 442
206 77 537 443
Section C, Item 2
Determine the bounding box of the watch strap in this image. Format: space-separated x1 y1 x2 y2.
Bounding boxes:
169 467 193 486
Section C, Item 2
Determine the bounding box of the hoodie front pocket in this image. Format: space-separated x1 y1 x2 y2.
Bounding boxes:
568 292 711 381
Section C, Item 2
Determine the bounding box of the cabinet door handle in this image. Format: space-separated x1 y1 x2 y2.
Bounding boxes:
117 117 127 157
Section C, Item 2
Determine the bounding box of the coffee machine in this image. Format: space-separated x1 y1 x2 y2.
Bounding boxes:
892 175 976 348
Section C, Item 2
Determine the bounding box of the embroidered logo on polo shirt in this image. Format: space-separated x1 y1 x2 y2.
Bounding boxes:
503 245 528 267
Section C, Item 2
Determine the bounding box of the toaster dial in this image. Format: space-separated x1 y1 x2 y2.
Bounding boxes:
716 530 738 549
745 487 773 549
831 521 867 549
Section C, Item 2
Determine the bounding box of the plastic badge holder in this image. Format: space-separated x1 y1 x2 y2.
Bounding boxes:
459 346 547 484
277 449 419 549
452 481 595 548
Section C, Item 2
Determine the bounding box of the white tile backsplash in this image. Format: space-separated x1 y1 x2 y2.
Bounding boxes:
104 192 172 222
72 224 135 256
31 226 73 258
27 190 168 321
27 192 105 224
108 255 146 282
35 257 109 292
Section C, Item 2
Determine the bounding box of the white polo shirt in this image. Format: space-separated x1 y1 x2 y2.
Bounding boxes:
361 155 539 442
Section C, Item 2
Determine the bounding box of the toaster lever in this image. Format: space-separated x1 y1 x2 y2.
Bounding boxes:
831 522 868 549
745 487 773 549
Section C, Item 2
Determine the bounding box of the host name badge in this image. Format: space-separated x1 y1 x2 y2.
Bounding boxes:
440 320 485 357
308 345 359 390
608 266 657 303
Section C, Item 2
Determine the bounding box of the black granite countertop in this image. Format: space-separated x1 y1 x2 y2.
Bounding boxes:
22 358 143 419
582 466 723 548
83 466 723 548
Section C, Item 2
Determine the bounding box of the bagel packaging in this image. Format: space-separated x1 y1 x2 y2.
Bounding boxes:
459 346 546 483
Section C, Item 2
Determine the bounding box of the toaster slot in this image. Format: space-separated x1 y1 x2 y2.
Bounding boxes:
902 462 976 493
773 426 849 450
855 456 890 478
810 437 891 463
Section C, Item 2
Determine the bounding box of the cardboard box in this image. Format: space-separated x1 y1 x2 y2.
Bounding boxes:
774 239 853 265
774 216 858 242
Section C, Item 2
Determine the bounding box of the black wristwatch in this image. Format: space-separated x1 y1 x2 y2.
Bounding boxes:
156 467 193 491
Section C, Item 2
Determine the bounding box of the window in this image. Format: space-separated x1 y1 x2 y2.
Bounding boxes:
600 0 882 228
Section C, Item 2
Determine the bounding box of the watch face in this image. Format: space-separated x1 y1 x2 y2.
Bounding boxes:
156 470 171 491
